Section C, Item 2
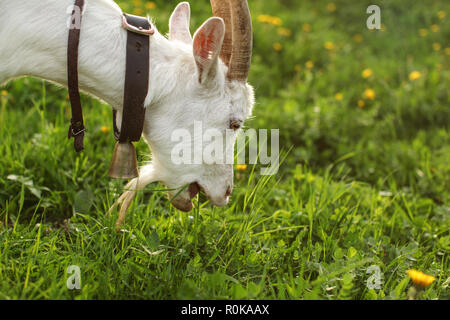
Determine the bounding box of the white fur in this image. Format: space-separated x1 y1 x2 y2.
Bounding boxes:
0 0 255 214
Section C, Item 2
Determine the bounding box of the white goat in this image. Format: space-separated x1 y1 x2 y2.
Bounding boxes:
0 0 255 224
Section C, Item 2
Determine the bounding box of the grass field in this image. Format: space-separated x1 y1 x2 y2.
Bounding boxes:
0 0 448 299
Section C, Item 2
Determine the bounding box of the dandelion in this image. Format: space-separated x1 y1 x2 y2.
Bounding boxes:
407 269 436 300
101 126 111 134
271 17 282 26
145 1 156 10
327 3 336 12
433 42 441 51
236 164 247 171
362 68 373 79
363 89 376 100
407 270 436 288
277 27 292 37
273 42 282 51
335 93 343 101
353 34 363 43
431 24 440 33
257 15 282 26
1 90 7 96
409 71 421 81
257 15 270 23
133 0 142 6
324 41 335 50
445 48 450 55
133 8 144 16
302 23 311 32
419 28 428 37
357 100 365 108
437 11 446 19
305 61 314 69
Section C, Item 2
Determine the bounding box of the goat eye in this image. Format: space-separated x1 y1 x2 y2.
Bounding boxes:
230 119 242 130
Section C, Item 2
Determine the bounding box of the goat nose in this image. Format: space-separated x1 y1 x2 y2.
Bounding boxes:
225 186 232 197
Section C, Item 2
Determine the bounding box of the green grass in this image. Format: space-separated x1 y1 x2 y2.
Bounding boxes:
0 0 449 299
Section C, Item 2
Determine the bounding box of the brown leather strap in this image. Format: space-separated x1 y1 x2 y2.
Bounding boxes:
114 14 150 143
67 3 150 151
67 0 86 152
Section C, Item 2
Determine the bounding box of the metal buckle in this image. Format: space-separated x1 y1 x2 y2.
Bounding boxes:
72 129 86 137
122 15 154 36
71 127 85 136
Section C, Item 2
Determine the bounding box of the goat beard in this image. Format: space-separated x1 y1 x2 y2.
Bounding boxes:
107 168 201 226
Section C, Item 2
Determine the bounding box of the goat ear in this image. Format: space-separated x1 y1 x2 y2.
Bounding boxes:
169 2 192 44
193 17 225 84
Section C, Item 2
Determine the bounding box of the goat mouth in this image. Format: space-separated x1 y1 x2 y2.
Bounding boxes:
171 183 201 212
173 182 228 212
188 182 200 199
191 182 211 200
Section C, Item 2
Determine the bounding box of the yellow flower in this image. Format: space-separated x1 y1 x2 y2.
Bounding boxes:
353 34 363 43
277 27 292 37
295 65 302 72
380 24 387 32
327 3 336 12
257 14 268 23
433 42 441 51
324 41 335 50
270 17 282 26
357 100 365 108
362 68 373 79
302 24 311 32
133 0 142 6
445 48 450 55
133 8 143 16
273 42 282 51
363 89 376 100
407 270 436 288
236 164 247 171
431 24 440 33
437 11 446 19
1 90 8 96
419 28 428 37
305 61 314 69
257 15 282 26
409 71 421 81
335 93 343 101
145 1 156 9
101 126 111 134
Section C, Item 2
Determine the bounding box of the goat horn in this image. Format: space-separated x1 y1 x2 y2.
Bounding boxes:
211 0 252 82
210 0 232 66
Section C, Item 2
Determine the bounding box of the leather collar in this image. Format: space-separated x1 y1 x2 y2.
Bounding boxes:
67 1 152 155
